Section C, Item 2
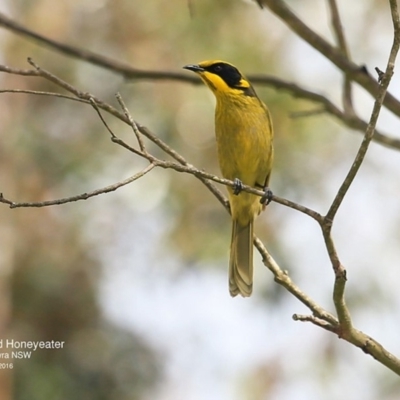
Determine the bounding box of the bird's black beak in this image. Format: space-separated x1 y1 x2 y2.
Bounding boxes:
183 64 205 73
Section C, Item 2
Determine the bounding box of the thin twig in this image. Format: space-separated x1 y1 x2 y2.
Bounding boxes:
294 308 400 374
88 97 117 138
327 0 354 114
115 93 147 153
293 314 338 332
0 63 40 76
0 89 89 103
0 164 155 208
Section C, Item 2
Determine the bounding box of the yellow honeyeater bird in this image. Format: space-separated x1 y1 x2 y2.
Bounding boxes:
183 60 274 297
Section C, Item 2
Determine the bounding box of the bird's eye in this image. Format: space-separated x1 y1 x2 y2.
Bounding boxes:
213 65 222 72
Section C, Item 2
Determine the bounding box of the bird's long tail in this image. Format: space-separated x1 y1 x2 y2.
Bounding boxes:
229 219 253 297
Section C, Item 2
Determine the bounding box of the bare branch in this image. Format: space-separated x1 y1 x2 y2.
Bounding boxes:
88 97 118 139
0 88 89 103
294 310 400 374
260 0 400 118
27 57 91 98
115 93 147 154
0 63 40 76
0 164 156 208
326 35 399 221
293 314 338 332
0 12 194 84
235 74 400 150
327 0 354 114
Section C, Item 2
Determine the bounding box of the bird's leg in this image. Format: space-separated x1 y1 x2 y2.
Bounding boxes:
260 187 273 206
233 178 244 195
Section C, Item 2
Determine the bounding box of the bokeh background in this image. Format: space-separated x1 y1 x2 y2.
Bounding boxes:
1 0 400 399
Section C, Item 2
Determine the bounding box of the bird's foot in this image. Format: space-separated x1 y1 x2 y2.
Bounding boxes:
233 178 244 195
260 187 273 206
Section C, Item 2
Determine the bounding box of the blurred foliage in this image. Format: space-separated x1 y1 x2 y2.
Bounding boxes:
0 0 400 399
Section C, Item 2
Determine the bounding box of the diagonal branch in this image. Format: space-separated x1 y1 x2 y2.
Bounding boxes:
249 75 400 149
255 238 338 325
0 12 194 84
326 24 399 222
259 0 400 117
327 0 354 114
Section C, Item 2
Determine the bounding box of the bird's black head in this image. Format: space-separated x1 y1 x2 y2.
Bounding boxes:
203 62 243 88
183 60 256 96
